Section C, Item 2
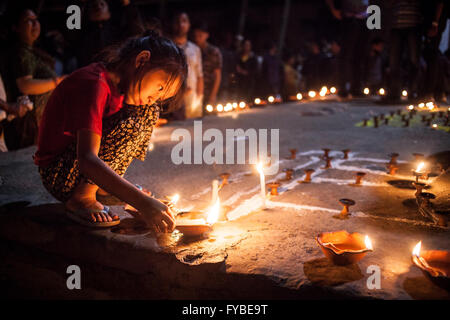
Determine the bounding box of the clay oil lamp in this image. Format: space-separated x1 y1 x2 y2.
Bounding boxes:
373 116 379 128
412 153 424 161
219 172 231 186
322 148 330 158
412 162 427 183
335 198 355 219
289 148 297 160
362 119 368 127
386 163 398 175
283 168 294 180
298 168 315 183
388 152 399 165
412 241 450 290
353 172 366 186
316 231 373 266
176 198 220 237
412 182 427 197
266 182 280 196
321 157 333 169
342 149 350 159
418 192 436 207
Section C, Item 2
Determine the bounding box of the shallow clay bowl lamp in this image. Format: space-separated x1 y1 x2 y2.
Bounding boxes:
175 222 212 237
316 231 373 266
412 242 450 290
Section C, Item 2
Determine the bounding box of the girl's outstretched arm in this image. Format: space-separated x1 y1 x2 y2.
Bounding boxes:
76 129 175 232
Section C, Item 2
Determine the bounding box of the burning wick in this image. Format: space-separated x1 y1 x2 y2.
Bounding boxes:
330 87 337 94
268 96 275 103
206 104 213 112
206 198 220 225
416 162 425 173
365 235 373 251
308 91 316 98
257 162 266 209
296 93 302 100
363 87 370 95
378 88 385 95
402 90 408 97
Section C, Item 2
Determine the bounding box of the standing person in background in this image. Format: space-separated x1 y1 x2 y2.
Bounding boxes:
386 0 423 103
77 0 119 68
171 12 203 119
5 5 66 150
261 42 283 97
236 39 257 102
217 31 237 101
192 22 222 109
110 0 144 41
421 0 447 102
364 37 386 94
282 53 300 100
326 0 368 99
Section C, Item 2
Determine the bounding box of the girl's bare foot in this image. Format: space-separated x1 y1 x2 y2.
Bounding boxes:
65 182 119 223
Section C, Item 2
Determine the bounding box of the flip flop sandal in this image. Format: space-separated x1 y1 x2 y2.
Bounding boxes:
65 205 120 228
96 184 149 205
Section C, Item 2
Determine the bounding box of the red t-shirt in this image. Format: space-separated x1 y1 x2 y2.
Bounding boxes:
34 62 124 167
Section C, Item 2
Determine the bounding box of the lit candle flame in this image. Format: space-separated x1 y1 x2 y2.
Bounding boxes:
365 235 373 250
239 101 246 108
254 98 261 104
330 87 337 94
169 194 180 205
378 88 385 95
407 105 414 110
402 90 408 97
296 93 302 100
268 96 275 103
206 104 213 112
216 104 223 112
308 91 316 98
257 162 264 174
413 241 421 257
363 87 370 95
416 162 425 173
206 197 220 225
418 103 425 108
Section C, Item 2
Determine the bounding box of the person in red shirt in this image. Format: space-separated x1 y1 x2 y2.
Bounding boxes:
35 31 187 230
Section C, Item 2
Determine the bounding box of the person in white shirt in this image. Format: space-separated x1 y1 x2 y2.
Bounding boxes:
172 12 204 119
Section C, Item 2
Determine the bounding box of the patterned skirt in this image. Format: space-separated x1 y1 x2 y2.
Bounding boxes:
38 103 160 202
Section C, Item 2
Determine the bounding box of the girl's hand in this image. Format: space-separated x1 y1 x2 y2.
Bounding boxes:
137 197 176 232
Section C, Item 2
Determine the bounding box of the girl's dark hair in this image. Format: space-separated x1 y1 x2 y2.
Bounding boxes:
101 30 187 112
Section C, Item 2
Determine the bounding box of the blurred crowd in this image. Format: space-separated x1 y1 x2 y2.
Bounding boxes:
0 0 449 152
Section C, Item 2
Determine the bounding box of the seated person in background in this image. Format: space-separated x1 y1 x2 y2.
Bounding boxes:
5 5 65 150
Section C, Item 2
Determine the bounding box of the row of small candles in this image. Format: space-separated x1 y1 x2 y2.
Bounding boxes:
206 86 339 114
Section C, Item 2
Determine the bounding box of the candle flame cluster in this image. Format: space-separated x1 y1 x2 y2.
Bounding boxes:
207 101 247 114
365 235 373 251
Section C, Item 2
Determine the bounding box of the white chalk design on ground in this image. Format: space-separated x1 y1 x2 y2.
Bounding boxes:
189 149 439 228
